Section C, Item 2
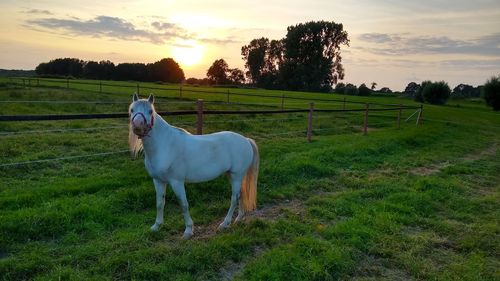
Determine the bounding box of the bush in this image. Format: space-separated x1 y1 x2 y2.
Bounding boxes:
334 82 345 94
358 83 371 96
413 80 430 102
344 83 357 95
422 81 450 105
482 75 500 111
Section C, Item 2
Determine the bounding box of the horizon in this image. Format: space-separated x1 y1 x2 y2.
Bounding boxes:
1 0 499 91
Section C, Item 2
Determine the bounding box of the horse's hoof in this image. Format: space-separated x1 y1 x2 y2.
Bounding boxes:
150 224 160 231
218 222 230 231
182 231 193 240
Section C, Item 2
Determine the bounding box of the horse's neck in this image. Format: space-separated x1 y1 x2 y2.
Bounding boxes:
141 115 179 157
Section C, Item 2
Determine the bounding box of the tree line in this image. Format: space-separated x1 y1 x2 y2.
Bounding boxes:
35 58 185 83
195 21 349 92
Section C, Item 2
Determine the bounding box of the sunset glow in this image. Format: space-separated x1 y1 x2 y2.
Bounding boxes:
171 42 205 67
0 0 498 90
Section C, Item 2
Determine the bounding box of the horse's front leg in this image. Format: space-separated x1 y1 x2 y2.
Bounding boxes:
169 179 194 239
151 178 166 231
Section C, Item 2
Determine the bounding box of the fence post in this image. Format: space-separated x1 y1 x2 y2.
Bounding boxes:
37 78 40 86
99 81 102 93
180 86 183 98
343 97 346 110
227 90 230 103
28 78 31 87
196 99 204 135
307 102 314 142
281 94 285 110
66 78 69 89
416 104 423 125
397 104 402 129
22 78 25 87
363 103 369 135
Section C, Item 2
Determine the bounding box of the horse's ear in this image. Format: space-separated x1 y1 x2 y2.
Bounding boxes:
133 93 139 102
148 94 154 104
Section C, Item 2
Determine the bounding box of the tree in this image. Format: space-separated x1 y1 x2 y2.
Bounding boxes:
207 59 229 85
242 20 349 92
280 21 349 92
344 83 357 95
35 58 84 77
35 57 184 83
379 87 392 94
371 82 377 90
335 82 346 94
147 58 185 83
422 81 451 105
98 60 115 80
482 75 500 111
185 77 212 86
403 82 420 98
241 38 283 87
414 81 432 102
228 68 245 84
114 63 147 81
452 84 475 99
358 83 371 96
83 61 100 79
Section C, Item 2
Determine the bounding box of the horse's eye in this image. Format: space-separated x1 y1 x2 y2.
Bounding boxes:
149 110 153 114
130 109 134 113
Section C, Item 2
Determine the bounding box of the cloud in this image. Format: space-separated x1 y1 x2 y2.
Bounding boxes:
22 9 53 15
198 37 242 45
357 32 500 57
439 59 500 70
151 21 177 31
358 33 402 43
25 15 245 47
26 16 180 44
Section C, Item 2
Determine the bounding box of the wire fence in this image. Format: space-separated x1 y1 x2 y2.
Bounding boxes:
7 77 412 108
1 79 425 168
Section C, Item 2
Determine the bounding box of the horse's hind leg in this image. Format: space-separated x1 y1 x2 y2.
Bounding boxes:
169 179 194 239
219 173 243 230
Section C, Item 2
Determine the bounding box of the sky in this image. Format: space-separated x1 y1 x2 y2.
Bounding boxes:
0 0 499 91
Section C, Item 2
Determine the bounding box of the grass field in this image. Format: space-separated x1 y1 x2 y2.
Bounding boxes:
0 79 499 280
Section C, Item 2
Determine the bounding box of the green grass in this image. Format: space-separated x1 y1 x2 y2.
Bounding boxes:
0 80 499 280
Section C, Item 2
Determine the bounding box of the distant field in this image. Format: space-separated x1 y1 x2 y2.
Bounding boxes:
0 80 498 280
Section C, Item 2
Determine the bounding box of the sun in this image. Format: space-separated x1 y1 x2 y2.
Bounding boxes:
172 42 204 67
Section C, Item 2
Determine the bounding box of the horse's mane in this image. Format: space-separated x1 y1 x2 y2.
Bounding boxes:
171 125 191 135
128 121 143 158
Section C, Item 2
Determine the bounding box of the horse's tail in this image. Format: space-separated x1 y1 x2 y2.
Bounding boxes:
240 138 259 212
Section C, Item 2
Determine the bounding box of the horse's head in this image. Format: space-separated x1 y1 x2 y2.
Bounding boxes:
129 93 156 138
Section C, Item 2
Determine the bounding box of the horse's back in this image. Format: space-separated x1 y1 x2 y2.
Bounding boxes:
185 131 254 175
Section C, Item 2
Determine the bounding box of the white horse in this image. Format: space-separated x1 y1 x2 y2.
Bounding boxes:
128 94 259 239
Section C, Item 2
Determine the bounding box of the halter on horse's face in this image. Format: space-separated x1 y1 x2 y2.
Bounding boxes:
130 94 155 138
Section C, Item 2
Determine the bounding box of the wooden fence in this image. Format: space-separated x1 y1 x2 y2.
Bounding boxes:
0 98 423 142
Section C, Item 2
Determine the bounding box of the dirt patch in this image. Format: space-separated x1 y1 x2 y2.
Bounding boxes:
462 143 497 161
352 254 415 281
245 199 306 221
218 246 265 281
410 143 497 176
410 163 449 176
194 199 306 240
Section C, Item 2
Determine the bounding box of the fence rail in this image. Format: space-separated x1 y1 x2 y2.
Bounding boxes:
1 81 425 168
0 105 420 122
7 77 411 108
